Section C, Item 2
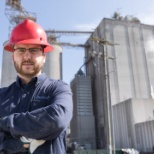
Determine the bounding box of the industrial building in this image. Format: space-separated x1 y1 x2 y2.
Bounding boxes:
84 17 154 152
70 70 96 150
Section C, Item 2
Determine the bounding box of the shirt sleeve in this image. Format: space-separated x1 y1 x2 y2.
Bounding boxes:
0 81 73 140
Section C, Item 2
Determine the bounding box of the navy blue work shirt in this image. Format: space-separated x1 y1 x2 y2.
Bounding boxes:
0 73 73 154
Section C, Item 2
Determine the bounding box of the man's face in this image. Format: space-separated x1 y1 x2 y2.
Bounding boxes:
12 44 46 79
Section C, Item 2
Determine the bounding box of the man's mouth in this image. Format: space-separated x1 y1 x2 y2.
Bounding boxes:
22 61 33 65
22 62 34 66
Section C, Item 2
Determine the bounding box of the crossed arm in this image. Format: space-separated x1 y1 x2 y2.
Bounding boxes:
0 84 73 153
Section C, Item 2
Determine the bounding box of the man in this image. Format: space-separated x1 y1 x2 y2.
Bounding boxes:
0 19 73 154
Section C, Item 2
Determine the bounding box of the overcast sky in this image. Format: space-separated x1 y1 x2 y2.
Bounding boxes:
1 0 154 85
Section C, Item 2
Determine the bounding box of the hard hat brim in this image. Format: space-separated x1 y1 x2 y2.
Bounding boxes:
4 39 54 52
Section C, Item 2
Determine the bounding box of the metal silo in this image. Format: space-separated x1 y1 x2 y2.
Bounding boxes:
1 41 16 87
42 37 63 80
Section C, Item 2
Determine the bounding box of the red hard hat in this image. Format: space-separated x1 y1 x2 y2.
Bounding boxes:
4 19 54 52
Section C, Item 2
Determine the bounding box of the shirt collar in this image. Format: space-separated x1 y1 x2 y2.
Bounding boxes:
16 73 47 89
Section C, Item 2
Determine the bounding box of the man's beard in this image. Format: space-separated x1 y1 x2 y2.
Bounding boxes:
14 60 43 78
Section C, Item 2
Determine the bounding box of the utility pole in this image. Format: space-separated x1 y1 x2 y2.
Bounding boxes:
104 44 113 154
90 37 117 154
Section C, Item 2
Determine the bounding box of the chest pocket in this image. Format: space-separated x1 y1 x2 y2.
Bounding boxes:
31 95 50 110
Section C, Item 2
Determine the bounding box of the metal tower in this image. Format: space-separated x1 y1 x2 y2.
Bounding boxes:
5 0 37 36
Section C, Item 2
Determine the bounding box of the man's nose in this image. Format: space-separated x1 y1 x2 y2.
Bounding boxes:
23 50 31 59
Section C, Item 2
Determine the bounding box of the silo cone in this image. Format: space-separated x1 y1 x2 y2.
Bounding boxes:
43 44 63 80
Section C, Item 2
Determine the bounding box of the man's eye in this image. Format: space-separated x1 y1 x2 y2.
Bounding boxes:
18 48 25 52
30 48 39 52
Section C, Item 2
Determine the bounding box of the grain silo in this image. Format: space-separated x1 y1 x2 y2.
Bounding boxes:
43 42 63 80
1 41 17 87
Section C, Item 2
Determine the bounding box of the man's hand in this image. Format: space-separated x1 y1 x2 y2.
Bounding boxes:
20 136 45 154
23 143 30 149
